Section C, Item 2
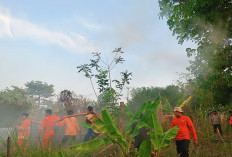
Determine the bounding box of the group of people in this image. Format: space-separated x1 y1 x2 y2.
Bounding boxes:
16 105 232 157
16 106 101 151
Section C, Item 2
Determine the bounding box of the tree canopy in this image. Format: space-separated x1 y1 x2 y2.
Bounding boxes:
0 86 35 127
25 80 54 107
159 0 232 106
127 85 184 113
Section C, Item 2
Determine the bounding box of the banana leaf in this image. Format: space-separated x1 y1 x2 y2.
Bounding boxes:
148 111 178 151
138 140 151 157
131 97 161 138
125 101 147 134
124 105 134 120
160 126 178 148
101 108 129 149
78 122 98 131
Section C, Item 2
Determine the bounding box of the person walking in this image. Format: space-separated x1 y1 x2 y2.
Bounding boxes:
210 111 223 136
59 110 80 144
171 107 198 157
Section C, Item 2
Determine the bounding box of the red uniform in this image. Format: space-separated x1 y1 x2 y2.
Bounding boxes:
17 119 31 150
230 116 232 125
171 115 197 141
41 115 55 149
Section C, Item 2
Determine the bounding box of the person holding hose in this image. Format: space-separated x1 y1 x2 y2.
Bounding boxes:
171 107 198 157
59 110 80 144
38 109 55 149
62 106 101 142
16 113 41 151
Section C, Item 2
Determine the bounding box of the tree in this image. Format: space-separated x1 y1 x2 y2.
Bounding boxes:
159 0 232 106
127 85 184 113
77 48 132 114
59 90 92 112
0 86 35 127
25 81 54 108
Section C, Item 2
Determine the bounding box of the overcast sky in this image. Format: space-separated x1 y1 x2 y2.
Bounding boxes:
0 0 195 100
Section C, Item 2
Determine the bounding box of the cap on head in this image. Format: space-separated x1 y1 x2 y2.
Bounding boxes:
173 107 183 113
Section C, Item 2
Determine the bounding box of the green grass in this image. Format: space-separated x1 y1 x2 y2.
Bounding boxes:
1 116 232 157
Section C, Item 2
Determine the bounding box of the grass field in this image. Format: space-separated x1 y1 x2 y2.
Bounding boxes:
1 116 232 157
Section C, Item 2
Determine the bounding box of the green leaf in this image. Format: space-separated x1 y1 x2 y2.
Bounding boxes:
131 97 161 137
58 151 65 157
124 105 134 120
78 122 98 131
160 126 179 149
101 108 129 149
151 112 163 136
71 138 111 151
148 131 161 151
138 140 151 157
147 112 163 151
125 101 147 134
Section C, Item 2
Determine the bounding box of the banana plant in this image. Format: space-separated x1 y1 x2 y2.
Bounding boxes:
125 97 178 157
146 113 178 156
71 108 129 156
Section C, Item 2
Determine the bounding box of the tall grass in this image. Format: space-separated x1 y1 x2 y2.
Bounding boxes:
1 113 232 156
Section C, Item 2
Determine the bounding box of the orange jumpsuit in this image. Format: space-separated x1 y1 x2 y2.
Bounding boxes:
17 119 31 150
41 115 55 149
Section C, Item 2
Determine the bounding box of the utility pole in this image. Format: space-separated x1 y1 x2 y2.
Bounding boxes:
7 137 11 157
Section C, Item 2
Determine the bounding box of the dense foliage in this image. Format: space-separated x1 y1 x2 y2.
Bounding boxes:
127 85 185 113
159 0 232 106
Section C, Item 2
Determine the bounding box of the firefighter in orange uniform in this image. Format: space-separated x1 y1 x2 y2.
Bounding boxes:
59 110 80 144
16 113 41 151
40 109 55 149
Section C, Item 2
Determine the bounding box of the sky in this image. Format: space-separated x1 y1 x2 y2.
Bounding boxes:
0 0 195 100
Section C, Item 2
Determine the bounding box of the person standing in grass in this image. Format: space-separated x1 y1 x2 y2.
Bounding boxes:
16 113 41 151
171 107 198 157
39 109 55 149
62 106 101 142
210 111 223 136
59 110 80 144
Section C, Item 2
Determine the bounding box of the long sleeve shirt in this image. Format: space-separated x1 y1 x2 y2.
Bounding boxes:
17 119 31 139
41 115 55 136
59 117 80 136
171 115 197 141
